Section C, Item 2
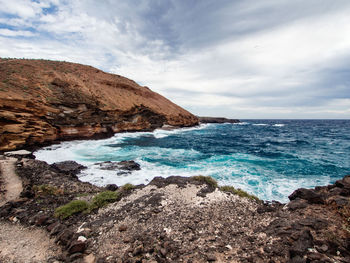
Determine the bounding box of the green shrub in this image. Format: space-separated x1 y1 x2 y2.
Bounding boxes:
55 200 90 219
219 186 260 201
121 183 136 191
90 191 119 210
33 184 63 197
192 176 218 188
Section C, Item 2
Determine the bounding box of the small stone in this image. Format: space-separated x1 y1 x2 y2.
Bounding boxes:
207 254 217 262
160 248 167 257
35 215 48 226
123 237 132 243
119 225 127 232
84 253 96 263
78 236 87 242
225 245 233 250
68 240 86 254
69 253 83 261
133 244 144 256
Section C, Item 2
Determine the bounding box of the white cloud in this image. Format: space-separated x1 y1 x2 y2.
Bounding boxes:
0 28 35 37
0 0 349 118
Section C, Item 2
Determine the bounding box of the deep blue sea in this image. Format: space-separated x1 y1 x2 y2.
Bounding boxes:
34 120 350 202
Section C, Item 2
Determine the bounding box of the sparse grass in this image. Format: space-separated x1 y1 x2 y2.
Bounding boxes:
121 183 136 191
76 192 90 197
192 175 218 188
33 184 64 197
55 200 90 219
55 190 121 219
90 190 120 210
219 186 260 201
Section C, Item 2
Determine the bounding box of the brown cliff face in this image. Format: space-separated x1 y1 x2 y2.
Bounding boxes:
0 58 198 151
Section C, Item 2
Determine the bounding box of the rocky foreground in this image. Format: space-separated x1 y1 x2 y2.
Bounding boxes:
0 153 349 263
0 58 198 151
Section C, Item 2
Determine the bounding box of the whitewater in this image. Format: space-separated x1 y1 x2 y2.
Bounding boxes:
34 119 350 202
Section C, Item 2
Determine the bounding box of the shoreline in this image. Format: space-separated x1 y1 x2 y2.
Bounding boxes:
0 154 349 262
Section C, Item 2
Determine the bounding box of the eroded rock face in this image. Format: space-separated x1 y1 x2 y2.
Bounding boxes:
0 59 199 151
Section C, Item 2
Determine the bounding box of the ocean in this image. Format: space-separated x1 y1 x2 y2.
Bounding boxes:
34 119 350 202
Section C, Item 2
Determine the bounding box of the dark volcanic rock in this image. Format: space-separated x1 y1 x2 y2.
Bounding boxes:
288 188 326 204
118 160 141 171
287 199 308 211
98 160 141 173
68 240 86 254
51 161 86 176
150 176 192 188
198 116 239 124
105 184 119 191
289 230 314 258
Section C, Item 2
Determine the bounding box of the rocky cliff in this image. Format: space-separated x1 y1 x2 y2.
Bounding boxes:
0 58 198 151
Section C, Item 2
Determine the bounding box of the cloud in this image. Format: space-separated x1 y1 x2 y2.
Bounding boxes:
0 28 36 37
0 0 349 118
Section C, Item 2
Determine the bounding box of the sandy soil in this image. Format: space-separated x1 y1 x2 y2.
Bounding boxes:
0 221 61 263
0 157 22 206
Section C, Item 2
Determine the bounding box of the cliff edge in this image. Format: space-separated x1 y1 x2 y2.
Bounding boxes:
0 58 198 151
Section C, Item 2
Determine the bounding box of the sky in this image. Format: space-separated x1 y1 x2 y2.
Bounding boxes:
0 0 349 119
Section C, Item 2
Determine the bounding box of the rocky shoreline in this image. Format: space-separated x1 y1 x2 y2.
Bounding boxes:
0 153 349 262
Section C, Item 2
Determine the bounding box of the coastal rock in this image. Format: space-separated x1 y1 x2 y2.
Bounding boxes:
98 160 141 172
105 184 118 191
0 59 199 151
286 198 308 211
288 188 326 204
198 116 239 124
118 160 141 171
51 161 87 176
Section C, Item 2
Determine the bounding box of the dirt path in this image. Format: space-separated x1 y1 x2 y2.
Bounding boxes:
0 157 62 262
0 157 23 207
0 221 62 263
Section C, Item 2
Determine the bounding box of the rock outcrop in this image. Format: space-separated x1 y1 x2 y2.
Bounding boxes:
198 116 239 124
0 58 199 151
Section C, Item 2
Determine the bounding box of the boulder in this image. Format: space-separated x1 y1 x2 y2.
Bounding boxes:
118 160 141 171
98 160 141 173
51 161 87 175
68 240 86 254
106 184 118 191
288 188 326 204
287 199 308 211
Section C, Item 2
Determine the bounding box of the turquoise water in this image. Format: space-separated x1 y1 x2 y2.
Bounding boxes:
34 120 350 202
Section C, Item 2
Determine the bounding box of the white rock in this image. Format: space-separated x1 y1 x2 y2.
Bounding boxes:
78 236 87 242
4 150 32 156
225 245 233 250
